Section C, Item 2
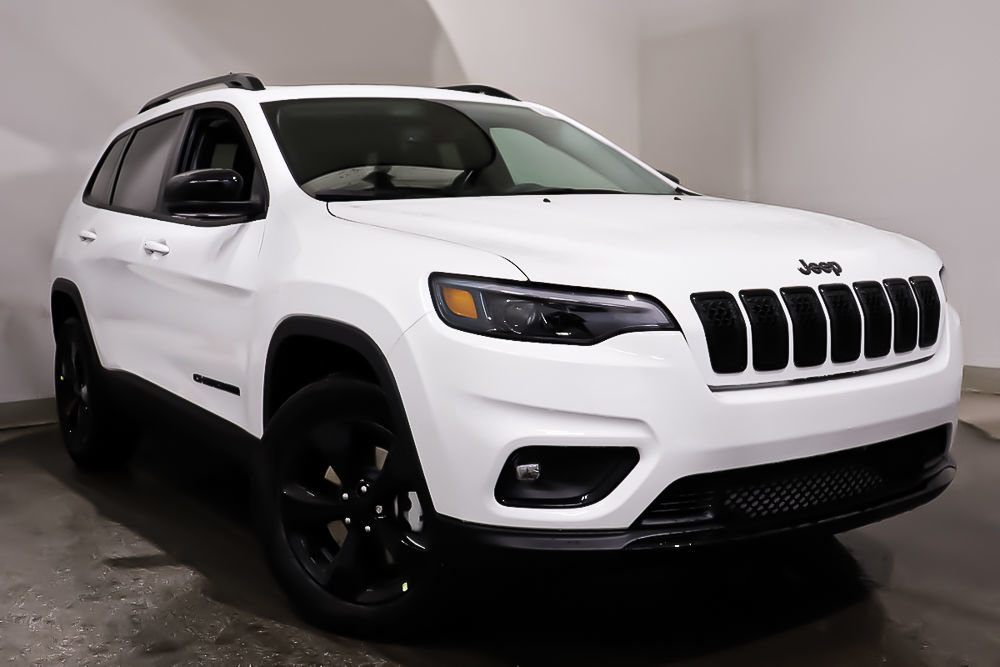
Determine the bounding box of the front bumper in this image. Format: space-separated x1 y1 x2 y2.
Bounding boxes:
432 428 955 551
388 304 962 533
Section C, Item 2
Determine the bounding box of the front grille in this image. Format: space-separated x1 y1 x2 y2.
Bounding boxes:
692 276 939 374
637 425 950 532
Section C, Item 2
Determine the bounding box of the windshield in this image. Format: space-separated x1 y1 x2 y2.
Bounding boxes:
262 98 678 200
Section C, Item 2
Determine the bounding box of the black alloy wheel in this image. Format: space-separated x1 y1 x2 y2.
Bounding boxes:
281 417 428 604
259 376 437 632
55 324 94 448
54 318 135 469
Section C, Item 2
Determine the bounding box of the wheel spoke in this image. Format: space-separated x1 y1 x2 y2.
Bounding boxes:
377 518 411 561
281 483 346 525
325 532 367 597
371 450 407 500
304 422 363 480
352 420 395 449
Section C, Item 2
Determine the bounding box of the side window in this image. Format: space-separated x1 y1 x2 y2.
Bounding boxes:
83 133 129 207
177 108 259 201
112 114 184 213
489 127 617 190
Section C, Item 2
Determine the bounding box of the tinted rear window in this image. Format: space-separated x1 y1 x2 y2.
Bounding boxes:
84 134 129 206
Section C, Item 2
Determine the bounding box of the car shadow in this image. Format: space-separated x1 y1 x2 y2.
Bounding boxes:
4 425 893 665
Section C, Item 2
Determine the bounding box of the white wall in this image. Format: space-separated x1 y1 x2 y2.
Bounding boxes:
428 0 641 153
639 0 1000 368
640 22 755 198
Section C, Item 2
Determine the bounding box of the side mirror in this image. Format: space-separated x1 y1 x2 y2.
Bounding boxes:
163 168 261 218
657 169 680 184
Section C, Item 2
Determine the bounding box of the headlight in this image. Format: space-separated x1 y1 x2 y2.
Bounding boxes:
429 273 679 344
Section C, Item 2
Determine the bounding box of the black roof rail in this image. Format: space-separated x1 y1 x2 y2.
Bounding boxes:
439 84 519 101
139 72 265 114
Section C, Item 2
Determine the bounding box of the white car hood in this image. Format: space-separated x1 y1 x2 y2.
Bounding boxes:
327 195 939 291
328 194 944 388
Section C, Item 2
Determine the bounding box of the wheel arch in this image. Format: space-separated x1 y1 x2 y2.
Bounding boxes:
262 316 435 514
262 316 406 432
50 278 99 354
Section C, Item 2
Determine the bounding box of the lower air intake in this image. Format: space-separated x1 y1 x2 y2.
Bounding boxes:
637 425 950 533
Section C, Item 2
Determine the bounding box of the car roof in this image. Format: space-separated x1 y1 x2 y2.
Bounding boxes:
109 77 558 147
133 83 532 121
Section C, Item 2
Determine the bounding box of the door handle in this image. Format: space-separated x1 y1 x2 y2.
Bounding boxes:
78 229 97 242
142 240 170 256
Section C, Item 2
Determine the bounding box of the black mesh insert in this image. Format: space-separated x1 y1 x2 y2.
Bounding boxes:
819 284 862 363
910 276 941 348
638 425 950 532
780 287 827 367
691 292 747 374
739 289 789 371
883 278 918 353
853 281 892 358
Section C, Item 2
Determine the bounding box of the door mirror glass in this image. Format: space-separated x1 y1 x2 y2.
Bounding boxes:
163 168 260 217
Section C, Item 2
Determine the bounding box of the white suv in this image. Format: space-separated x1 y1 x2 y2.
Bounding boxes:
51 73 961 632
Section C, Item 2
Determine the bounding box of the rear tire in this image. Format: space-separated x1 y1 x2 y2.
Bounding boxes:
255 376 439 636
54 318 136 470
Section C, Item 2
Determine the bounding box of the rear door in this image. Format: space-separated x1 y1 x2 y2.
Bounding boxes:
74 113 186 375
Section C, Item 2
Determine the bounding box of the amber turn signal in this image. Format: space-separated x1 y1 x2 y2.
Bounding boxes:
442 286 478 319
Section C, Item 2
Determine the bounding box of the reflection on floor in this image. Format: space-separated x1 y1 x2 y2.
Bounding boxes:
958 391 1000 439
0 423 997 666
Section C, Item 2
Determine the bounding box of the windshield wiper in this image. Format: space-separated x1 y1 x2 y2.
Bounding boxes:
313 188 452 202
503 187 628 196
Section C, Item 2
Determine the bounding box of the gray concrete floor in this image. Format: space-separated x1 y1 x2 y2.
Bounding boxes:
0 423 998 666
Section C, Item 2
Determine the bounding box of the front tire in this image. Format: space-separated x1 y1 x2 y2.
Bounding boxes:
256 376 438 635
54 318 136 469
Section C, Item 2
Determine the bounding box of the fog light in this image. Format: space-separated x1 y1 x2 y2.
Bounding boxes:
515 463 542 481
495 446 639 508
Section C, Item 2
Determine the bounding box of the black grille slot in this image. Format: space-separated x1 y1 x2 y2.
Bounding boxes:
853 282 892 358
909 276 941 348
780 287 827 367
883 279 918 353
691 292 747 374
819 284 862 363
739 289 789 371
639 489 716 527
638 425 950 532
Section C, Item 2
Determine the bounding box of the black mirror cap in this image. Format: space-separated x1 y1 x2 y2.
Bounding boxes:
163 168 263 219
657 169 680 184
165 168 243 203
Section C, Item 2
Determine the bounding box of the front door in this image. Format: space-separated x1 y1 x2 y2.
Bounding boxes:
120 106 268 431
